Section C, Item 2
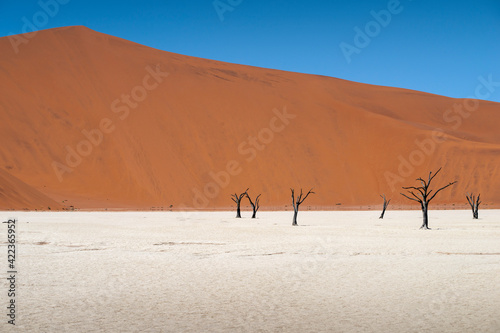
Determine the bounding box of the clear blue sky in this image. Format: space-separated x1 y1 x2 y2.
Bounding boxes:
2 0 500 102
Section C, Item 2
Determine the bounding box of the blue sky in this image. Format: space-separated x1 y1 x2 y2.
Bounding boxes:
2 0 500 102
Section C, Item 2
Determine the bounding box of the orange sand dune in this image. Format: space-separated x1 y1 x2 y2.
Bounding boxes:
0 26 499 210
0 168 62 210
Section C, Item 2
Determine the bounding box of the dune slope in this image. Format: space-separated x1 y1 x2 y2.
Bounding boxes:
0 168 62 210
0 26 499 210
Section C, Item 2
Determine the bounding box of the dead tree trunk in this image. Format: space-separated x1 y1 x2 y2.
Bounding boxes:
421 202 429 229
291 188 314 226
466 193 480 219
246 192 261 218
231 188 248 218
400 168 456 230
379 194 391 219
292 209 298 225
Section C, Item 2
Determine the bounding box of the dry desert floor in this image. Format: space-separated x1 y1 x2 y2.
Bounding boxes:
1 210 500 332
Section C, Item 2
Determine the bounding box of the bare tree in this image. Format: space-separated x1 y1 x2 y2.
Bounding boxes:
400 168 456 229
290 188 314 226
379 194 391 219
246 192 261 218
466 193 481 219
231 188 248 218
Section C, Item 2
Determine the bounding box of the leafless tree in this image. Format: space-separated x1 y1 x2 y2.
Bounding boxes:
231 188 248 218
246 192 261 218
290 188 314 226
466 193 481 219
400 168 456 229
379 194 391 219
247 193 262 219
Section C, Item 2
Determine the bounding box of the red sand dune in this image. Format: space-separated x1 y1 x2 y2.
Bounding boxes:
0 168 62 210
1 26 499 210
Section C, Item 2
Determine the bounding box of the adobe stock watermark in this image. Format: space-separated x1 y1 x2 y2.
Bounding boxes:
410 287 460 330
183 106 295 209
385 74 500 191
286 236 335 279
213 0 243 22
8 0 71 54
339 0 413 64
226 235 336 331
51 64 169 182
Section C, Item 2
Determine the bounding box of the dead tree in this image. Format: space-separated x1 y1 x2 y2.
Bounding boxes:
291 188 314 226
400 168 456 230
231 188 248 218
466 193 481 219
379 194 391 219
246 192 261 218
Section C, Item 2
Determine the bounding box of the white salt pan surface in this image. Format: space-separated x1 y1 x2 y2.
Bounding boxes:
1 210 499 332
